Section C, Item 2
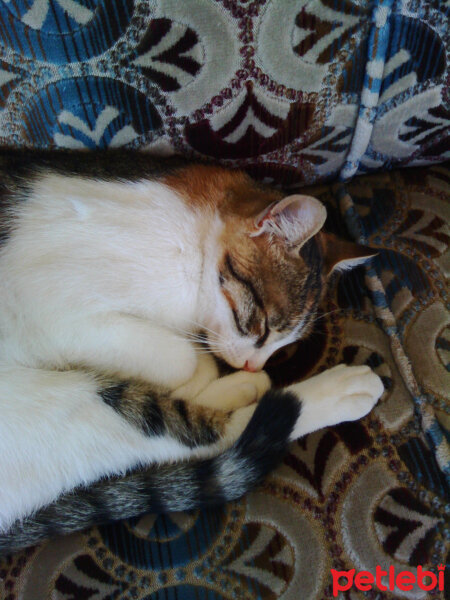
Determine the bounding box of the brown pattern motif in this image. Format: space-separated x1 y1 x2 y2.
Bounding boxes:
293 0 367 65
185 82 315 159
133 18 203 92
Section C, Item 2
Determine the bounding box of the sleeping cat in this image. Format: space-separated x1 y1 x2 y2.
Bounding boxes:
0 150 383 554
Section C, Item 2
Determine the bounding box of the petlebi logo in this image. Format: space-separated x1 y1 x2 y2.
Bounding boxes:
331 564 446 596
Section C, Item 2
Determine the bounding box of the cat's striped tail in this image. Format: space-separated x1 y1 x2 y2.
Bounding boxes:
0 389 300 556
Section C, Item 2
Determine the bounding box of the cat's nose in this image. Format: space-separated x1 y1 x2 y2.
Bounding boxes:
243 360 260 372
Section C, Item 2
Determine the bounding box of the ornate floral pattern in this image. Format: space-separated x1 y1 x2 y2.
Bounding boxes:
0 0 447 178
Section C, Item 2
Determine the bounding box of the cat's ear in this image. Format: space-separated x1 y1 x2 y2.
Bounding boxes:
321 232 377 274
250 195 327 249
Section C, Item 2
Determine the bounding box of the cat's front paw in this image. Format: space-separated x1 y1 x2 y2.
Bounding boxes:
287 364 384 440
172 354 219 401
192 370 271 411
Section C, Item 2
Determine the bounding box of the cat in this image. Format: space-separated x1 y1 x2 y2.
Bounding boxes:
0 150 383 554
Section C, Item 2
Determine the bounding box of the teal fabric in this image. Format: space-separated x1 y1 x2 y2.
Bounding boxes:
0 1 448 182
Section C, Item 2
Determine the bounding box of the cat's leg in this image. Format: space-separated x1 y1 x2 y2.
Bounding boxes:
121 363 382 450
99 377 262 452
188 369 271 411
172 353 219 401
173 354 271 411
100 364 382 452
94 364 382 478
0 364 382 535
68 313 198 388
186 364 382 443
286 364 384 440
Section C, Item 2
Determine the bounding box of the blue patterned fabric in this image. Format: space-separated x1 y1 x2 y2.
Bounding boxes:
0 1 448 181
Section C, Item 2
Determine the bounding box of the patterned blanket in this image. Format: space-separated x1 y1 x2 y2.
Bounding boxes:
0 1 448 599
0 1 448 180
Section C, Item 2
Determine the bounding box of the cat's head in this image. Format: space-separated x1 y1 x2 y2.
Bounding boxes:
201 190 374 371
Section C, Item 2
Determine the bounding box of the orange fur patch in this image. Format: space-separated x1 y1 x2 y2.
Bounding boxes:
167 164 329 340
164 165 281 218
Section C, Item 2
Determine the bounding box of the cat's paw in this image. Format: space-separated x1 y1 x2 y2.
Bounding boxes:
287 364 384 440
173 354 219 401
192 370 271 411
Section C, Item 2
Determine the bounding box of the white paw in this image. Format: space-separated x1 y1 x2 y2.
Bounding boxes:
287 364 384 440
172 353 219 400
192 370 271 411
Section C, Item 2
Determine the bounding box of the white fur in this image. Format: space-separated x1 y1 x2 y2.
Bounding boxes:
0 365 196 529
333 255 375 272
0 175 212 378
0 362 273 529
0 174 383 530
251 194 327 249
0 175 218 527
287 364 384 439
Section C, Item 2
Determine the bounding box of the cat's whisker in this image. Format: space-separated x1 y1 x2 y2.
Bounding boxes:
181 317 211 331
196 343 224 352
167 332 224 352
190 335 224 349
306 308 343 326
181 318 227 341
166 322 226 347
165 326 208 343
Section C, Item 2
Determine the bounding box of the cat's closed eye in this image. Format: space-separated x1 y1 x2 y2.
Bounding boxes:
219 263 267 341
254 318 269 348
